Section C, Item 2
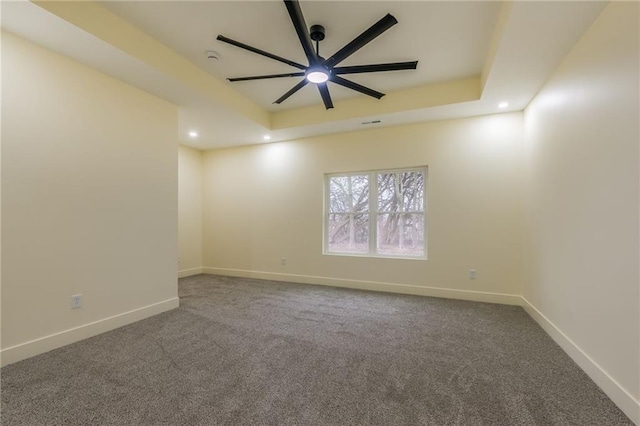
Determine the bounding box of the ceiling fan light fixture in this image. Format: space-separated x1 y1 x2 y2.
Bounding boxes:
219 1 417 109
306 68 329 84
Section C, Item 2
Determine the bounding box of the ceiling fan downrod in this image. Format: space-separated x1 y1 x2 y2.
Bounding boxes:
309 24 325 56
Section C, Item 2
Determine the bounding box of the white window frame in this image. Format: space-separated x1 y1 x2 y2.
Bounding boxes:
323 167 428 260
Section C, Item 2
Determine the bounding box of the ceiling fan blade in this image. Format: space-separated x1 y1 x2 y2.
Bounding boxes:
330 75 385 99
317 83 334 109
217 35 306 70
274 79 309 104
333 61 418 75
228 72 306 82
324 14 398 68
284 0 319 64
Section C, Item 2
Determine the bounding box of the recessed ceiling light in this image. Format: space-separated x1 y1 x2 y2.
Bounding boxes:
189 131 198 138
498 102 509 109
263 135 271 141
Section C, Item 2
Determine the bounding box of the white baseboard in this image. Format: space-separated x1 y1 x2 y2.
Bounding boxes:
521 296 639 424
0 297 180 367
178 267 203 278
201 267 522 306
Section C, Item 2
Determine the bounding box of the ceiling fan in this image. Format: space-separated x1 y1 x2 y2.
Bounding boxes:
217 0 418 110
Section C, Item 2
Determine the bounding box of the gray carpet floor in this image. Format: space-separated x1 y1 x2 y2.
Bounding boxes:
1 274 632 425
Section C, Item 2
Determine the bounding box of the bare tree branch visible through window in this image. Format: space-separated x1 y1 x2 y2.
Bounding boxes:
327 175 369 253
326 168 425 257
377 171 424 255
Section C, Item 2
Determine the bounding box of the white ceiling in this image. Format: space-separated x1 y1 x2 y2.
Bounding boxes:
1 1 607 150
100 1 501 111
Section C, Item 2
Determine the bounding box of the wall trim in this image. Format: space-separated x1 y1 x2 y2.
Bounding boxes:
201 267 522 305
0 297 180 367
179 267 203 278
521 296 639 424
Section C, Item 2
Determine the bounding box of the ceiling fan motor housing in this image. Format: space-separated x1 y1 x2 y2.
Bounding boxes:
310 25 325 41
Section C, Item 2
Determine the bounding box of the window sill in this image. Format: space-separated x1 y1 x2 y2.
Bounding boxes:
322 251 427 261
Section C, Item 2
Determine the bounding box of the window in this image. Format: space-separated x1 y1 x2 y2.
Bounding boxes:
325 168 426 258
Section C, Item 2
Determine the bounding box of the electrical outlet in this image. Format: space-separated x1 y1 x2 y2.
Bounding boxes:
281 257 286 266
71 294 82 309
469 269 477 280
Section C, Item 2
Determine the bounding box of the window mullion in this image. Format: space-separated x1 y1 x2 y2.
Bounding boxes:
370 172 377 255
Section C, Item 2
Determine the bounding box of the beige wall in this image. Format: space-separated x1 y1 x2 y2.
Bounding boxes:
203 113 524 302
1 32 179 365
523 2 639 421
178 145 203 276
